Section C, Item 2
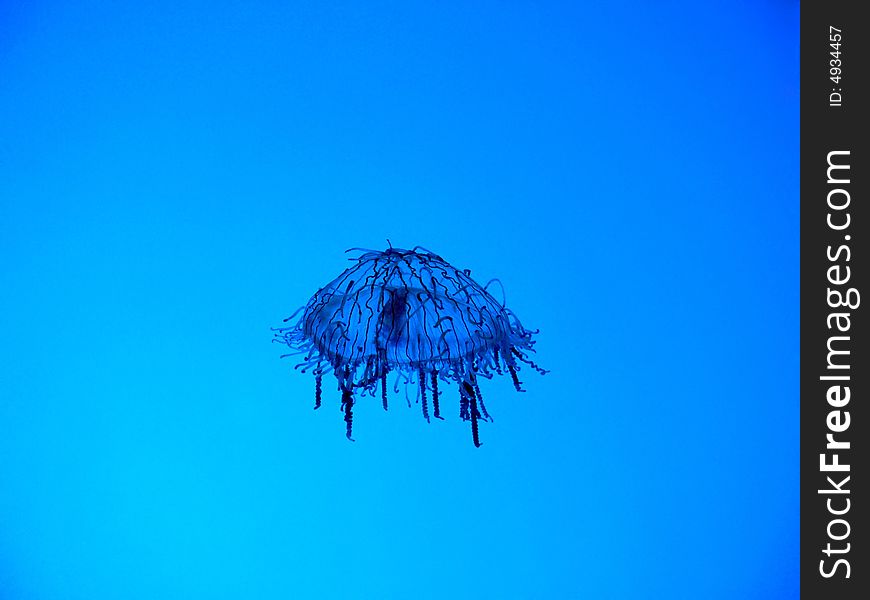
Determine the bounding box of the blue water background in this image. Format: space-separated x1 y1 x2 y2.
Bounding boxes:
0 1 798 598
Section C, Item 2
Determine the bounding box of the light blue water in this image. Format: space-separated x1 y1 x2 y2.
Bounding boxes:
1 1 798 598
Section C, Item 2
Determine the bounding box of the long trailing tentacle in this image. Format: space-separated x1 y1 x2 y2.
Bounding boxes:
472 375 490 422
342 389 354 441
463 381 481 447
419 369 430 423
381 372 389 411
508 363 524 392
431 372 443 420
314 372 322 409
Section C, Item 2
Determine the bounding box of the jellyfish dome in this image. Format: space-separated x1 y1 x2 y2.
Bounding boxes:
273 246 546 446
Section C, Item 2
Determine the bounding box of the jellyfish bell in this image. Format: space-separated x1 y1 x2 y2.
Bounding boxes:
273 246 546 446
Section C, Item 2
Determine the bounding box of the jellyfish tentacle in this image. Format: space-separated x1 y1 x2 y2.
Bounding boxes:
507 363 524 392
381 372 389 411
463 381 481 447
459 383 470 421
471 376 491 422
431 372 443 420
342 389 355 441
511 346 550 375
482 278 507 307
419 369 430 423
314 372 322 409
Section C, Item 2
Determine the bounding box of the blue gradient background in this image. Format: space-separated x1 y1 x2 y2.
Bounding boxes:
0 1 798 598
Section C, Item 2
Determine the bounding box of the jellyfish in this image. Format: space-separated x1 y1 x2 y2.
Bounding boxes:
273 245 546 446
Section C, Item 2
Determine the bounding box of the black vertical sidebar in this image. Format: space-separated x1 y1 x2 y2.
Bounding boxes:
801 1 866 598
